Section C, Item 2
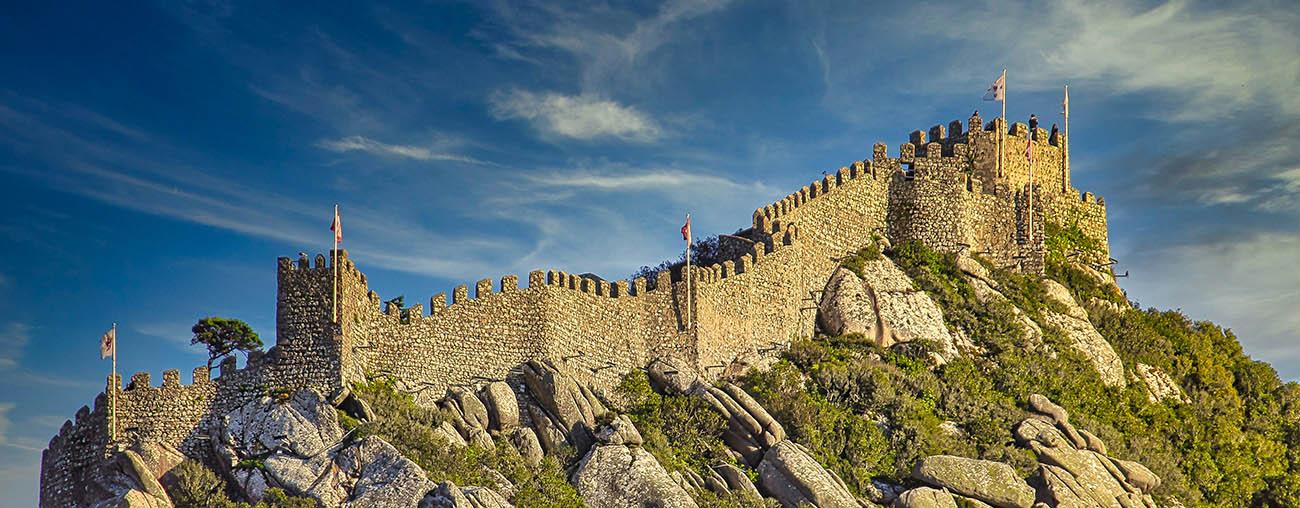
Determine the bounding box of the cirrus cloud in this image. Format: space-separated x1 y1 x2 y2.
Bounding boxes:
489 89 663 142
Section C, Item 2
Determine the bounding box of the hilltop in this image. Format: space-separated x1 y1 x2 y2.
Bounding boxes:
38 114 1300 507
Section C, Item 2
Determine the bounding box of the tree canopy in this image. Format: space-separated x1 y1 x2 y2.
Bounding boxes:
191 317 263 368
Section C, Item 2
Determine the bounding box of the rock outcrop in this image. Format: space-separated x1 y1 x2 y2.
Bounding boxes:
211 388 435 506
757 440 859 508
910 456 1034 508
1135 363 1187 404
817 260 957 360
573 417 697 508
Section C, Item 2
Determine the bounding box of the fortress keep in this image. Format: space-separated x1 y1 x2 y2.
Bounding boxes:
41 112 1109 507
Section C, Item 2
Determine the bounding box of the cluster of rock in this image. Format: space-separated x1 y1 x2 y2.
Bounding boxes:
893 394 1163 508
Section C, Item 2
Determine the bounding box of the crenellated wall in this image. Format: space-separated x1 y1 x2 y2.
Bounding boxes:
40 112 1111 507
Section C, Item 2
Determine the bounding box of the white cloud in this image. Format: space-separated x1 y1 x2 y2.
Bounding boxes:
1121 231 1300 380
489 90 663 142
0 324 30 371
527 169 763 192
317 135 486 164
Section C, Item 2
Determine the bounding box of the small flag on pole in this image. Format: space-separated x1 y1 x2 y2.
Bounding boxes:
331 206 343 244
983 70 1006 102
1062 85 1070 117
100 326 116 359
1025 136 1034 162
681 215 691 244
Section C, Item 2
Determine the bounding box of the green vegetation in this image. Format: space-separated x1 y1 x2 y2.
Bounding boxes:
732 237 1300 506
349 376 586 508
616 371 776 508
191 317 263 368
167 460 315 508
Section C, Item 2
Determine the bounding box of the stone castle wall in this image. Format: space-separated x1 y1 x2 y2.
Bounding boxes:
40 113 1111 507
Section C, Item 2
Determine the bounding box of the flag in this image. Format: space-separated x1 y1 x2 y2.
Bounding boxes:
1062 85 1070 117
681 215 691 244
1025 136 1034 163
331 206 343 244
100 326 115 359
983 70 1006 101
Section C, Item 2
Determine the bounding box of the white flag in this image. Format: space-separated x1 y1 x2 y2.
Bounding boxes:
1062 85 1070 117
983 70 1006 102
100 327 116 359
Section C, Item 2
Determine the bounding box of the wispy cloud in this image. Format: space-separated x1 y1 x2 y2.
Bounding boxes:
482 0 735 94
0 324 30 371
526 169 762 192
489 90 663 142
317 135 486 164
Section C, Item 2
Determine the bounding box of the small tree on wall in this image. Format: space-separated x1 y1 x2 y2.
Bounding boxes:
191 317 263 368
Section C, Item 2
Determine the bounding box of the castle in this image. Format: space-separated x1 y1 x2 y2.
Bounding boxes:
40 112 1109 506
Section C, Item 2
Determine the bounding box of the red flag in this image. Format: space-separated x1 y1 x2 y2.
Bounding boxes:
681 214 691 244
1025 137 1034 163
100 326 115 359
331 206 343 244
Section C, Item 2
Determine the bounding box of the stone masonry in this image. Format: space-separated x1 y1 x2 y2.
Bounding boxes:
40 113 1109 507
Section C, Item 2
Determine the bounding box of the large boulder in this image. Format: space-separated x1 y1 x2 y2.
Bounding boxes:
818 267 892 343
572 444 698 508
479 381 521 432
893 487 957 508
212 388 435 506
89 449 173 508
911 455 1035 508
757 440 859 508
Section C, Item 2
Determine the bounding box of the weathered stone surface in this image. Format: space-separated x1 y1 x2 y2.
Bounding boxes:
893 487 957 508
697 383 786 466
479 381 520 432
911 455 1034 508
509 427 545 466
522 360 605 437
1112 458 1160 494
818 267 889 342
758 440 859 508
1043 311 1126 388
1135 363 1186 404
648 357 700 395
1042 279 1087 320
435 420 468 448
448 387 491 432
212 388 435 506
1029 442 1143 508
593 414 643 446
422 481 514 508
573 444 698 508
713 463 761 498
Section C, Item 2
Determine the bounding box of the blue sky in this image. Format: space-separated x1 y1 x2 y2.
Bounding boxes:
1 1 1297 503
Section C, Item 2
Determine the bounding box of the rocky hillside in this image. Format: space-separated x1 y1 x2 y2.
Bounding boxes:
92 229 1300 508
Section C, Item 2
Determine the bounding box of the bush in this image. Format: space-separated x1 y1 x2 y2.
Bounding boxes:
167 459 316 508
349 376 586 507
617 371 736 478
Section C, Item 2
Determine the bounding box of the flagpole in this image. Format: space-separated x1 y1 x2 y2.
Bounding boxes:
684 214 692 331
333 204 339 324
110 322 117 442
1063 85 1070 192
1000 68 1006 178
